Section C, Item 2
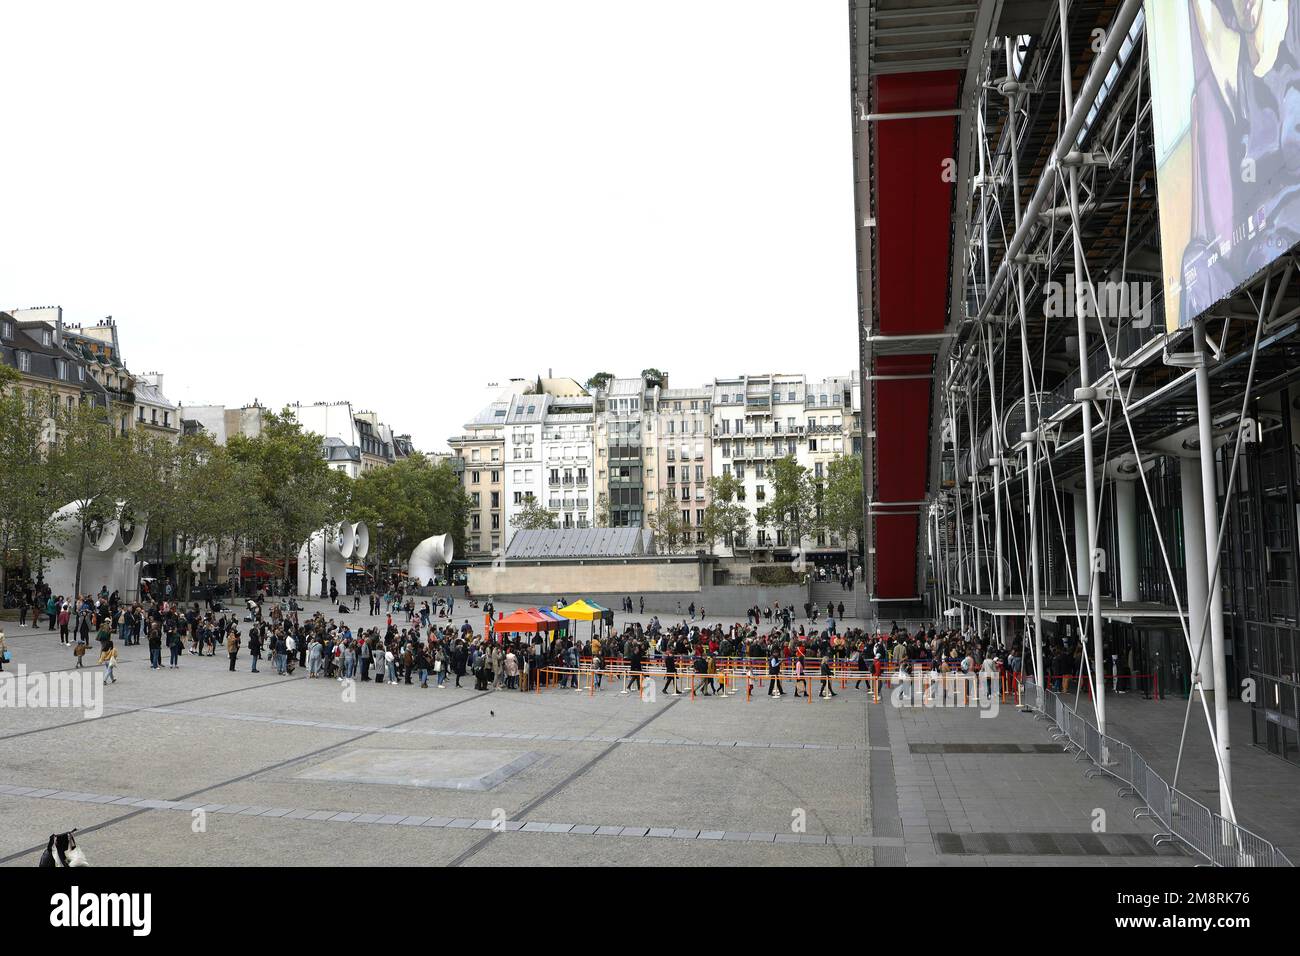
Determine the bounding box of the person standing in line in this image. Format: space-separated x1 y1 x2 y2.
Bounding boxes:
226 627 241 671
414 643 430 688
166 626 182 669
57 603 71 645
248 626 262 673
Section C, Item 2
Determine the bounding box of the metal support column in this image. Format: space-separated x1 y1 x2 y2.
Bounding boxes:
1060 0 1107 734
1193 319 1232 812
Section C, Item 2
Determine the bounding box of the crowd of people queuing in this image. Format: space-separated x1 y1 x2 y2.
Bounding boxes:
2 577 1050 702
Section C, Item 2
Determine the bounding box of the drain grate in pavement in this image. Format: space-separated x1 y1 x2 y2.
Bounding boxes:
909 743 1066 754
933 831 1182 857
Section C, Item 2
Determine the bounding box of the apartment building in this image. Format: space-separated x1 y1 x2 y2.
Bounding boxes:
647 384 713 549
594 376 647 528
0 311 91 444
448 399 508 559
541 395 595 530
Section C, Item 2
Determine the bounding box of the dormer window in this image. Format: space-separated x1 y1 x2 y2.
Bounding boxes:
16 350 31 373
0 320 12 340
41 330 52 347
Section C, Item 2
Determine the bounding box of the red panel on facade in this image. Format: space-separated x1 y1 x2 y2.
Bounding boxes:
874 72 958 337
873 354 932 505
869 71 959 600
874 514 920 598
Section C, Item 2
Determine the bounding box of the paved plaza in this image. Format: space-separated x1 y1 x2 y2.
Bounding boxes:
2 597 1285 867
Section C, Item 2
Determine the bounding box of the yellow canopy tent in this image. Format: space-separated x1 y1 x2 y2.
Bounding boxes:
555 599 606 622
555 599 613 639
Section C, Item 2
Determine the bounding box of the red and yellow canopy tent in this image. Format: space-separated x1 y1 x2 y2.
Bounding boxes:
554 599 613 639
488 608 568 642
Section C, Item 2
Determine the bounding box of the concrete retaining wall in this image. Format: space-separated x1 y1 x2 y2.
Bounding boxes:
467 561 703 598
472 584 809 618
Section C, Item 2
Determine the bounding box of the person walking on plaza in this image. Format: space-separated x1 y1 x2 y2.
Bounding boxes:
767 651 784 698
792 652 808 698
662 650 680 696
819 654 838 699
97 639 118 684
622 643 644 695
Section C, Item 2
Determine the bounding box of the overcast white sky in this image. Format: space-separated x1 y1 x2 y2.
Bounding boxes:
0 0 857 451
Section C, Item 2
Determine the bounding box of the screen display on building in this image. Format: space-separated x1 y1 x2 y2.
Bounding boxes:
1146 0 1300 331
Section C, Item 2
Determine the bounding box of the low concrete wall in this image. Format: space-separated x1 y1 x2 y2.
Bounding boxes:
468 561 703 598
472 584 809 618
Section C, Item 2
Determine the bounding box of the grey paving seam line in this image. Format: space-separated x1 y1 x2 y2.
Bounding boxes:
95 702 869 752
868 699 906 866
448 697 684 867
0 783 898 848
0 690 490 865
0 665 313 743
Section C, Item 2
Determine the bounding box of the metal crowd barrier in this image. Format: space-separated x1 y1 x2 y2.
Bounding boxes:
1027 680 1293 868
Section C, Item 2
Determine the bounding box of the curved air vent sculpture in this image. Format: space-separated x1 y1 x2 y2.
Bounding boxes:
407 534 454 587
45 501 148 599
297 522 371 597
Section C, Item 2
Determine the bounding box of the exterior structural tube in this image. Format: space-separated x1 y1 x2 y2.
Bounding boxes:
408 534 455 586
1115 478 1140 603
1180 459 1210 690
1073 492 1091 598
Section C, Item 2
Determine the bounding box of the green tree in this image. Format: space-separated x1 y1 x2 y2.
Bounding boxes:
349 454 472 567
594 492 611 528
640 368 667 388
756 455 820 552
822 454 865 563
646 493 686 554
700 472 751 552
227 408 348 592
0 379 62 596
585 372 615 392
511 493 556 531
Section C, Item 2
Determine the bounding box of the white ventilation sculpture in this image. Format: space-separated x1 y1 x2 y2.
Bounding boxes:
45 500 148 599
408 534 455 586
297 521 371 597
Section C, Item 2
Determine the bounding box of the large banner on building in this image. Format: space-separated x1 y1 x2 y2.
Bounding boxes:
1146 0 1300 331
